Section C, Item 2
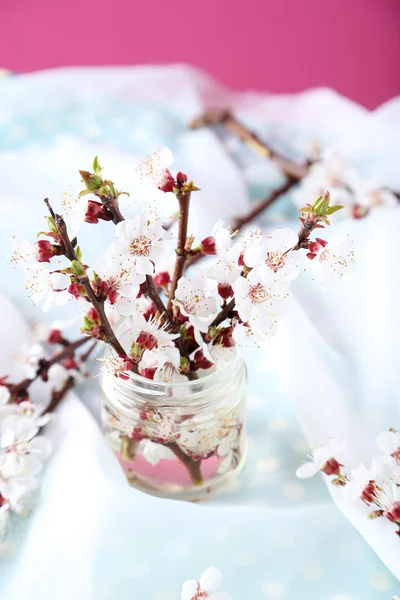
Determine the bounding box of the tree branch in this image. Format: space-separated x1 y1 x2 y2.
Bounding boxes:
9 336 90 398
231 177 297 230
45 198 127 358
167 191 191 315
190 109 308 180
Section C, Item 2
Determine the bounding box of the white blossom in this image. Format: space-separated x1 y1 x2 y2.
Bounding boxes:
232 267 289 335
210 221 234 255
173 276 219 333
296 439 346 478
202 246 242 286
140 345 187 383
309 237 355 282
244 228 300 282
130 311 179 348
377 430 400 460
181 567 231 600
292 150 355 212
98 262 143 317
112 214 171 277
136 147 174 188
24 266 70 311
342 461 377 503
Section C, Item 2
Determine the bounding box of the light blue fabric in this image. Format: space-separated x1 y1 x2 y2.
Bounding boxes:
0 67 398 599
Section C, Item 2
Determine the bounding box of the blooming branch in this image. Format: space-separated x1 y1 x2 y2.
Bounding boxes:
297 430 400 537
190 109 400 219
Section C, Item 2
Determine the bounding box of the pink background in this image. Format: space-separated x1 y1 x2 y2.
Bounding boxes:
1 0 399 109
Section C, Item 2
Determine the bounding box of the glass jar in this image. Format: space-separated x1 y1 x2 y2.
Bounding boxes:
100 348 247 501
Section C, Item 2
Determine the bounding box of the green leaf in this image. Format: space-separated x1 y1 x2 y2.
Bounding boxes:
46 216 57 233
79 170 102 192
92 156 102 175
78 189 90 198
92 269 99 283
71 260 85 276
75 246 83 261
82 316 93 330
326 204 344 215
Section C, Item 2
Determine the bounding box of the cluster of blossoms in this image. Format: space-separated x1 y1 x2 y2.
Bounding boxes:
181 567 232 600
292 149 399 220
12 150 353 385
0 325 90 537
296 430 400 537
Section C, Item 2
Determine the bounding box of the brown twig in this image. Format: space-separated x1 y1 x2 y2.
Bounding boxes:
45 198 127 358
190 109 308 180
231 177 297 231
102 194 125 225
210 298 236 329
165 441 204 485
167 191 192 315
9 336 90 398
80 340 98 363
45 376 75 413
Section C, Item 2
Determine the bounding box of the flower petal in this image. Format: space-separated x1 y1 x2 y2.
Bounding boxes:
200 567 223 593
376 430 399 455
296 462 320 479
181 580 198 600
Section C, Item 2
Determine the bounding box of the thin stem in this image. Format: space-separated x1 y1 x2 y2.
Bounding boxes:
231 177 297 230
145 275 171 321
165 441 204 485
45 376 75 413
210 298 236 329
102 194 125 225
45 198 127 358
190 109 308 180
167 191 191 315
80 340 98 363
9 337 90 398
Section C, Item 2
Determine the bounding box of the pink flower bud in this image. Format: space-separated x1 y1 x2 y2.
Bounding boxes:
35 240 56 263
176 172 188 187
68 283 86 299
352 204 369 219
153 271 171 287
218 282 234 299
87 307 101 325
200 236 217 255
321 458 341 476
238 252 245 267
85 200 113 224
48 329 63 344
62 357 79 370
158 169 176 193
192 349 213 370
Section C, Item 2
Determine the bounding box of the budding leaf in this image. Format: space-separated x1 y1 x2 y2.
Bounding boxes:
92 269 99 283
46 216 57 233
82 316 93 330
79 170 102 192
326 205 344 215
92 156 102 175
75 246 83 261
71 260 85 276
